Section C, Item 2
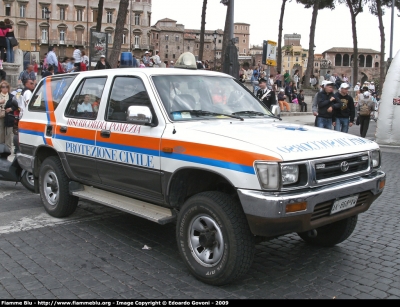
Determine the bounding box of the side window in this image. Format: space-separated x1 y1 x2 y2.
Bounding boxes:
29 76 76 112
65 77 107 119
106 76 155 123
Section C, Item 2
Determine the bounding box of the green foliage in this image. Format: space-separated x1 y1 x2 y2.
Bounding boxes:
296 0 335 9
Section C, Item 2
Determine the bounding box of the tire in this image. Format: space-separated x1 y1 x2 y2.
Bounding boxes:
176 191 255 286
39 156 78 218
297 215 358 247
20 172 35 193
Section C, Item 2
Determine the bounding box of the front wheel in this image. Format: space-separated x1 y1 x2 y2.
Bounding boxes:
39 156 78 218
297 215 358 247
176 191 255 286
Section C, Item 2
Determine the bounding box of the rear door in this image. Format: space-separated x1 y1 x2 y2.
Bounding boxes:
53 76 108 184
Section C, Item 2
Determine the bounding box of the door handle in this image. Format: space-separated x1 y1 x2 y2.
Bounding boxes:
100 130 111 138
59 126 67 133
46 125 53 137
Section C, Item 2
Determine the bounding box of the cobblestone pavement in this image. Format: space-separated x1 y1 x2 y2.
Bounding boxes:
0 132 399 299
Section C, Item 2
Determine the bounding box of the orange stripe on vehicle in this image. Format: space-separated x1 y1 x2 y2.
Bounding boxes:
95 131 161 151
19 122 46 132
161 139 282 166
56 126 96 140
45 77 56 124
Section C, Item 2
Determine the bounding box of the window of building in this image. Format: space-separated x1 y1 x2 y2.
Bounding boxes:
134 13 140 25
122 34 126 45
18 26 27 39
187 46 190 50
107 33 112 44
196 44 199 48
235 26 237 30
375 55 378 59
165 54 168 59
296 57 298 62
107 11 112 23
206 44 209 49
157 34 158 39
243 49 246 54
93 9 98 22
41 29 48 41
60 7 65 21
175 36 179 42
218 39 221 43
134 35 140 46
60 30 65 43
375 62 379 67
76 29 83 45
20 5 26 18
177 46 180 50
165 35 169 41
5 4 11 16
173 54 175 59
42 7 48 19
243 40 246 43
77 9 83 22
166 45 168 49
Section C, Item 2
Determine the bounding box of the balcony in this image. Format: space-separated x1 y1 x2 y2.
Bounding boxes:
132 44 155 50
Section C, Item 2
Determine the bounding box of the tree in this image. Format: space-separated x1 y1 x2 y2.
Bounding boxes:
296 0 335 88
340 0 365 86
369 0 400 89
221 4 230 68
199 0 208 61
96 0 105 32
109 0 130 68
277 0 291 74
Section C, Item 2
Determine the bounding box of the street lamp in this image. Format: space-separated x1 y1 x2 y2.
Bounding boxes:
213 30 217 71
44 7 51 44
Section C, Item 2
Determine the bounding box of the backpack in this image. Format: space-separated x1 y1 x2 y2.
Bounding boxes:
359 102 371 116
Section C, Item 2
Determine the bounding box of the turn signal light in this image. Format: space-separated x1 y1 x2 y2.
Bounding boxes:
162 147 174 153
379 180 386 190
286 202 307 213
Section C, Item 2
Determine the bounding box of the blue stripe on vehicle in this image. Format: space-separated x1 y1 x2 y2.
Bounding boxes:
18 129 47 144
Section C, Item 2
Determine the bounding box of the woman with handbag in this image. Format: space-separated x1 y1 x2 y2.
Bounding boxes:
4 19 16 63
0 81 15 151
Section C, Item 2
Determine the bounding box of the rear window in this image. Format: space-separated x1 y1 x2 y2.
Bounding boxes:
28 75 77 112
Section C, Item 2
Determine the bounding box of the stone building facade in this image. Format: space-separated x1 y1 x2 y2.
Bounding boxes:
1 0 152 59
322 47 381 84
234 22 250 56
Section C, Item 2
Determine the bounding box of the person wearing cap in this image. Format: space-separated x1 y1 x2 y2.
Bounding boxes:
277 88 290 112
354 82 360 92
256 78 273 110
368 81 375 92
357 91 375 138
316 81 342 129
94 55 111 70
170 61 174 68
143 51 150 67
332 83 355 133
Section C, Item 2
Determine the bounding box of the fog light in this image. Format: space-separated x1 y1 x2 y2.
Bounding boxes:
286 202 307 213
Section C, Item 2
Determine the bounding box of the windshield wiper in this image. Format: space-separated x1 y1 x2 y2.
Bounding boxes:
172 110 244 121
233 110 282 121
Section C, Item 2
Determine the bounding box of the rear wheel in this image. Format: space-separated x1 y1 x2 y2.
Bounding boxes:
20 171 35 193
297 215 358 247
39 156 78 218
176 191 254 286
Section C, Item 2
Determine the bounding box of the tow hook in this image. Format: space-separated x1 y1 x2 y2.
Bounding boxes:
308 229 317 238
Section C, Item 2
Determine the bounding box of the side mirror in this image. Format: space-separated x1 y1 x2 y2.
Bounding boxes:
126 106 153 125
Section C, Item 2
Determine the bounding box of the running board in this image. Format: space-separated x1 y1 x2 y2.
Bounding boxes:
71 185 175 225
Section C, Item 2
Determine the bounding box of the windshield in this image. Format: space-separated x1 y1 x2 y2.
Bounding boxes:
152 75 273 121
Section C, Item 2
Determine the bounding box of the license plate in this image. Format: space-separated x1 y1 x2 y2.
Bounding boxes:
330 195 359 215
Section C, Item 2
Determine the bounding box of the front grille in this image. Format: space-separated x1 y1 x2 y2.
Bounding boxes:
311 191 372 221
315 155 369 180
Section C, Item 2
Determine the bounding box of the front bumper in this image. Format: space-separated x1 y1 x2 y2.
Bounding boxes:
238 171 385 237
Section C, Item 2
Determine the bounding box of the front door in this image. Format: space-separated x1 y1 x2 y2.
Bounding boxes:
95 76 163 201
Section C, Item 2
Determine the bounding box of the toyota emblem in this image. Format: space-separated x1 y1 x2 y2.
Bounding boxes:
340 161 349 172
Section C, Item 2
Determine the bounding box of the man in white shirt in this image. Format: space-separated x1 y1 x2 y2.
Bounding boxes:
152 50 162 68
46 46 58 74
77 95 93 113
368 81 375 92
72 46 82 72
354 82 360 92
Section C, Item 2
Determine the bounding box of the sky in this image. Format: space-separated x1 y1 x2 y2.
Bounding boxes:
151 0 399 60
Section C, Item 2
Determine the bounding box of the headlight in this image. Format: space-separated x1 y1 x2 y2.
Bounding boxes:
371 150 381 168
255 162 280 190
281 165 299 185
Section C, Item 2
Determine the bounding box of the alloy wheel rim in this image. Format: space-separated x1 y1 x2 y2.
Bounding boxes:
188 214 224 267
44 171 59 206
